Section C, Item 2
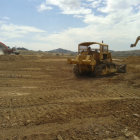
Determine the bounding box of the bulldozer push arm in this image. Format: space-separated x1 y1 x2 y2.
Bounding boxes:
130 36 140 47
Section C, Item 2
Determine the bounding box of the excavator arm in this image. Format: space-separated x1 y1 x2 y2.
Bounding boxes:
130 36 140 47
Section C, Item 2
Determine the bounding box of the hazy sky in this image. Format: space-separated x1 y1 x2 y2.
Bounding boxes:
0 0 139 51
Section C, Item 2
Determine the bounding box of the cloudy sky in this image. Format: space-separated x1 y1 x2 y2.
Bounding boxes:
0 0 140 51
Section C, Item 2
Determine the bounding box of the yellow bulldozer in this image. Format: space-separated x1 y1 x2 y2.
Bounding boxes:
68 42 126 76
130 36 140 47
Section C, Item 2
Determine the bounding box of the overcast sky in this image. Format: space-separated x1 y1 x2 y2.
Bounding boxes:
0 0 140 51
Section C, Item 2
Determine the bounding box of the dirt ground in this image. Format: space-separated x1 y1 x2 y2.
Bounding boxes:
0 54 139 140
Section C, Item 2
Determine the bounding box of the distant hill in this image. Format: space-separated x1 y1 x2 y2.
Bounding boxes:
13 47 140 57
48 48 140 57
17 47 28 51
48 48 75 54
112 50 140 57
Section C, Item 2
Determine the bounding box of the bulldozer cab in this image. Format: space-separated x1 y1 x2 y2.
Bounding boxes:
78 42 111 62
78 42 108 53
78 42 98 55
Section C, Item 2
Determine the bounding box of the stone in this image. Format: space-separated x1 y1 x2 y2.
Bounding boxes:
57 135 63 140
133 135 140 140
133 114 140 118
124 131 133 138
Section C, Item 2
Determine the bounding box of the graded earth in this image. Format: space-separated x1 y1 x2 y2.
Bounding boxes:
0 54 139 140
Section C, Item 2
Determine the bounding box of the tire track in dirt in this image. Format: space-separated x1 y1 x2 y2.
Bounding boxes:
0 97 140 139
0 97 139 128
0 116 122 140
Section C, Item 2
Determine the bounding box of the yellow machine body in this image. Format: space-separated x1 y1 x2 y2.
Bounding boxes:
68 42 124 76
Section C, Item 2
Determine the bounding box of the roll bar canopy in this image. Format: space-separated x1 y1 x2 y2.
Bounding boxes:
78 42 108 47
78 42 109 53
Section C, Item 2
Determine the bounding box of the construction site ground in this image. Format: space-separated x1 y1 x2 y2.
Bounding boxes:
0 54 140 140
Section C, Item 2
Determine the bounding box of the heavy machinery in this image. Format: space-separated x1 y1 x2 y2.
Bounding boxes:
130 36 140 47
0 42 19 55
68 42 126 76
